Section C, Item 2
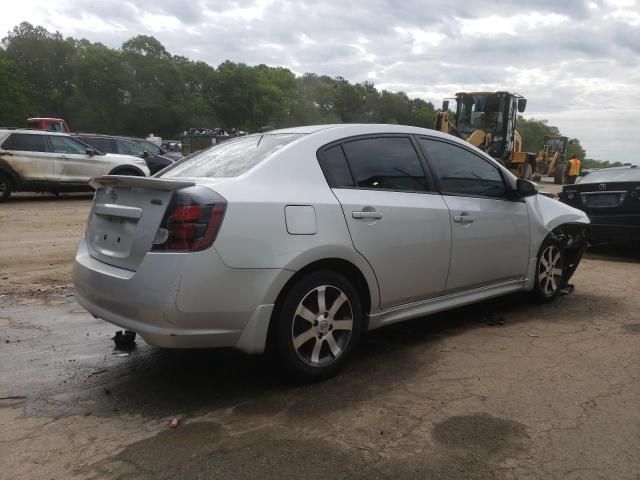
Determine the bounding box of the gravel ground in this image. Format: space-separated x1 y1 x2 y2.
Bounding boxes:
1 192 639 480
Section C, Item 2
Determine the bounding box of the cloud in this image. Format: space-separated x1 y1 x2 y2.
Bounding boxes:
2 0 639 162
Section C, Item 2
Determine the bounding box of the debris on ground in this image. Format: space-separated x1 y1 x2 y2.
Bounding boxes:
481 313 506 326
168 418 180 429
112 330 136 350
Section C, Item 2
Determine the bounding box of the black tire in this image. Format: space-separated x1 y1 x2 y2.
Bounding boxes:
0 172 12 202
531 236 566 303
554 163 566 185
110 168 143 176
272 270 363 381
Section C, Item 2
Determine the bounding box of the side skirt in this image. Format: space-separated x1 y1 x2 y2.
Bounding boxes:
367 280 526 330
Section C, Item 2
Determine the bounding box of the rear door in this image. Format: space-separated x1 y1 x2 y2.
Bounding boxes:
49 135 107 182
0 133 55 182
319 136 452 309
418 138 530 292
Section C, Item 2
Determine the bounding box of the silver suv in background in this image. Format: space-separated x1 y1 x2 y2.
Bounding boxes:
0 129 150 201
74 124 589 380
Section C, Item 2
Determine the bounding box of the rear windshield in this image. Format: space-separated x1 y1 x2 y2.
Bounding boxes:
160 134 302 178
579 167 640 184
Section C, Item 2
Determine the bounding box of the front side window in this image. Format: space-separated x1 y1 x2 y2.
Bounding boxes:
419 139 506 199
81 137 114 154
117 140 146 156
49 136 88 155
341 137 428 192
161 134 303 178
3 134 47 152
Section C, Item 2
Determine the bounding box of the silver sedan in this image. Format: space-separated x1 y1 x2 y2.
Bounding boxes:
74 124 589 380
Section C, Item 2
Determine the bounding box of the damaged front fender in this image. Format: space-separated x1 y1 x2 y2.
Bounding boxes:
524 194 590 290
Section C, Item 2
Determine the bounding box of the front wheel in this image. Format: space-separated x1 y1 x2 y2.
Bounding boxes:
531 237 566 303
0 172 12 202
273 271 362 381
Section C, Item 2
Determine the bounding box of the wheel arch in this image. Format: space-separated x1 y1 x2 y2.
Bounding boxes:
107 165 145 176
265 257 376 353
0 165 20 190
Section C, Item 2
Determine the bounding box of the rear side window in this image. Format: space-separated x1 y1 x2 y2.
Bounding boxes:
161 134 303 178
419 138 506 199
318 145 354 187
341 137 428 191
2 133 47 152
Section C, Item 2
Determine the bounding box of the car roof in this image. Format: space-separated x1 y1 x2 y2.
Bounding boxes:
0 128 69 136
27 117 66 121
265 123 457 139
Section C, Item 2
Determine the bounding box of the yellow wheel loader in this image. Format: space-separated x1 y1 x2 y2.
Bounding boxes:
534 135 569 184
434 91 536 179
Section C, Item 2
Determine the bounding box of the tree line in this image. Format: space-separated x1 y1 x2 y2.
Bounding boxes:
1 21 615 166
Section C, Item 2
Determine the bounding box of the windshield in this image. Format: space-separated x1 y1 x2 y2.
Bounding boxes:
545 137 566 153
160 133 303 178
579 167 640 184
457 95 505 134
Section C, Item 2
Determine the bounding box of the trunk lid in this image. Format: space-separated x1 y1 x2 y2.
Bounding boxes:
85 176 195 271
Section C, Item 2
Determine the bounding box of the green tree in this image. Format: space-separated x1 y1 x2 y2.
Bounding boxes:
0 51 32 125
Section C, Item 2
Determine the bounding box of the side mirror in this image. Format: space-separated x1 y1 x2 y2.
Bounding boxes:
86 148 95 156
442 100 449 111
516 178 538 197
142 151 150 158
517 98 527 113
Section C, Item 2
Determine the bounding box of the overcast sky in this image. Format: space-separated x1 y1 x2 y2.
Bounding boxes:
2 0 639 163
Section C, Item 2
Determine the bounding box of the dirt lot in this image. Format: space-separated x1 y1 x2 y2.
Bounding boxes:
1 193 639 479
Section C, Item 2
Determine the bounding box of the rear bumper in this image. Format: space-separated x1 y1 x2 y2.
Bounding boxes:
73 239 293 352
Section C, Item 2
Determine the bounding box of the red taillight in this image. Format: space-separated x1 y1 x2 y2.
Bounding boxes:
152 186 226 252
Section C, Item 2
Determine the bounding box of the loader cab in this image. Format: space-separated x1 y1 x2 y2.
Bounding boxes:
543 135 568 157
451 91 526 161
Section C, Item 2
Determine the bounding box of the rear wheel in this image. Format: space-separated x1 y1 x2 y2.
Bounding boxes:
273 270 362 381
111 168 143 176
0 172 12 202
531 237 566 303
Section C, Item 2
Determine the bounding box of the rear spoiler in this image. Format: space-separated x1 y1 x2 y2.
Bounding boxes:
89 175 195 191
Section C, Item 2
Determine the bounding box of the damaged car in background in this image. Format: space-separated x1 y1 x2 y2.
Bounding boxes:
74 124 589 380
0 129 150 201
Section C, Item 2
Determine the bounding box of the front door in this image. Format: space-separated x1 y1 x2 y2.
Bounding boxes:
319 136 452 309
49 135 106 183
418 137 530 292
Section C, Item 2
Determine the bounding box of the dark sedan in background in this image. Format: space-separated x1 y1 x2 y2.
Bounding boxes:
559 165 640 245
72 134 174 174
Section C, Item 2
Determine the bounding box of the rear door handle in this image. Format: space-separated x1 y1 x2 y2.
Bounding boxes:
352 211 383 220
453 214 475 223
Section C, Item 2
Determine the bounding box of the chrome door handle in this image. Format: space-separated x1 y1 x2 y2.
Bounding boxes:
453 215 475 223
352 211 383 220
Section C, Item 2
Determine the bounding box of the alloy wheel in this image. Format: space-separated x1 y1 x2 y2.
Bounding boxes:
538 245 563 297
291 285 354 367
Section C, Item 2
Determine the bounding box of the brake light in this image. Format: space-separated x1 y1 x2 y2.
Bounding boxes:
152 186 226 252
